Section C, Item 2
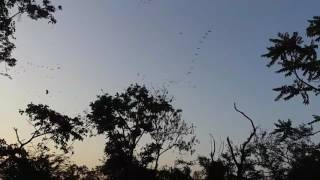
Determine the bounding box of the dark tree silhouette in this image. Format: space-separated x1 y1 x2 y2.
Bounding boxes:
157 166 193 180
288 152 320 180
253 119 320 180
196 135 228 180
0 142 63 179
0 103 91 179
0 0 61 71
87 84 196 179
0 140 102 180
18 103 87 153
142 88 197 170
263 16 320 105
260 16 320 179
198 155 227 180
222 104 261 180
58 164 106 180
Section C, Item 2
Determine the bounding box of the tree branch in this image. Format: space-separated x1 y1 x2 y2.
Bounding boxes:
9 11 24 20
229 103 258 179
294 70 320 91
234 103 256 132
13 127 54 148
13 128 23 146
227 137 239 168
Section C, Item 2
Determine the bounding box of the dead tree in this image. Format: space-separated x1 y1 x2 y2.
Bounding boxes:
226 103 257 180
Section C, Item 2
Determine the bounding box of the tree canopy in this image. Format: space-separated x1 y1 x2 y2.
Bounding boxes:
0 0 61 72
263 16 320 105
87 84 196 179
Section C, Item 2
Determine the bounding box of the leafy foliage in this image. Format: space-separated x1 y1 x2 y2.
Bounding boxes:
87 84 196 179
157 166 193 180
0 138 102 180
263 16 320 104
253 120 320 180
197 156 227 180
0 0 61 70
18 103 87 152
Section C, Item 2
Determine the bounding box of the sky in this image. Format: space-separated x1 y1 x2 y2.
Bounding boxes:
0 0 320 168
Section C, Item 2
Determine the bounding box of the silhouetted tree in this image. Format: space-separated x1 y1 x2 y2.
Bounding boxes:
222 104 261 180
0 0 61 73
197 136 228 180
87 84 196 179
263 16 320 105
58 164 106 180
18 103 87 153
198 156 227 180
287 151 320 180
261 16 320 179
253 119 320 180
0 139 102 180
0 103 88 179
157 166 193 180
142 88 197 170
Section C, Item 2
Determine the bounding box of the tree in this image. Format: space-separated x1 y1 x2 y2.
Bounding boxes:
253 119 320 180
58 164 106 180
157 166 193 180
198 156 227 180
142 88 197 170
197 136 228 180
0 103 88 179
0 139 103 180
261 16 320 179
17 103 87 153
87 84 196 179
288 152 320 180
223 104 261 180
0 0 61 75
263 16 320 105
262 16 320 179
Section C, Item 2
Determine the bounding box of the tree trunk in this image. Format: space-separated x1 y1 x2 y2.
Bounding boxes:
154 149 161 170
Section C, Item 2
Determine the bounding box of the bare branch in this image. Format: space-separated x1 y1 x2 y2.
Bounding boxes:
233 103 256 133
9 11 23 20
13 128 23 146
13 127 54 148
209 134 215 161
228 103 258 179
227 137 239 168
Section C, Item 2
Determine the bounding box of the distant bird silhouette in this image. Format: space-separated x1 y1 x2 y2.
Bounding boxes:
45 89 49 95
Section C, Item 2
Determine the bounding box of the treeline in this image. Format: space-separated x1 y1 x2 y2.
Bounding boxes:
1 1 320 179
0 83 320 180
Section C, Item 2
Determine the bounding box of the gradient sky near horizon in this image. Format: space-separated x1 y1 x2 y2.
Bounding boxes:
1 0 320 168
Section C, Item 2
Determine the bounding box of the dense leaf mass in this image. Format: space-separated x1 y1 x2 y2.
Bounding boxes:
0 0 61 68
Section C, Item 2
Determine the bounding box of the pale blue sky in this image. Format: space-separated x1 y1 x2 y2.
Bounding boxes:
0 0 320 167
